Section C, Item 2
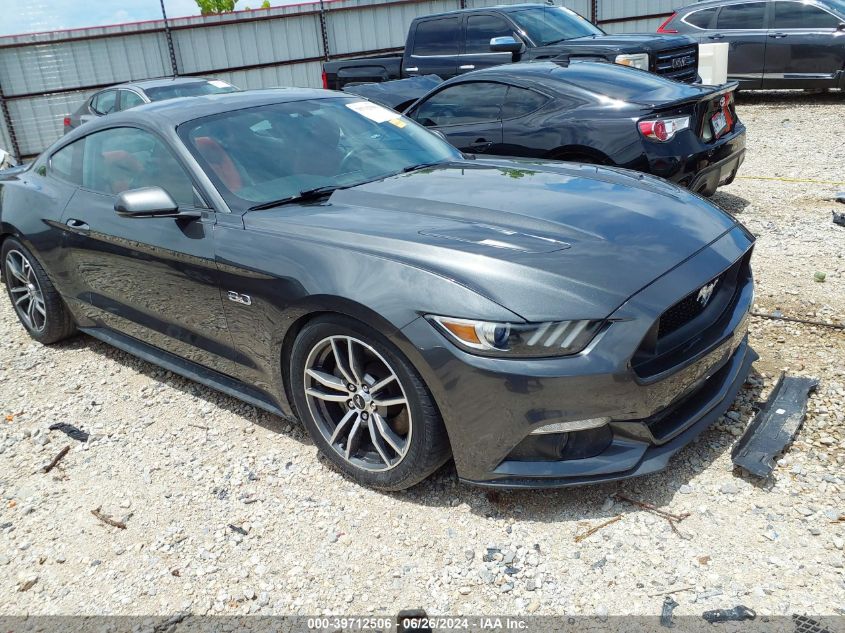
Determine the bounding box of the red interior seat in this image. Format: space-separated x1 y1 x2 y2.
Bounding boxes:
194 136 243 192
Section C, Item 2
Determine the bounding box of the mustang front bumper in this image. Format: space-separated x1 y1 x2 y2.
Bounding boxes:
401 225 756 488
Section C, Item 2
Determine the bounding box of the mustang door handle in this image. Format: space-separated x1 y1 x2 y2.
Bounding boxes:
459 64 475 70
469 139 493 152
769 32 788 39
708 34 725 40
65 218 89 231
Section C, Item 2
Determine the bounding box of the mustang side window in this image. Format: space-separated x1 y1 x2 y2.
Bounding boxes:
49 139 84 185
412 82 508 127
80 127 196 206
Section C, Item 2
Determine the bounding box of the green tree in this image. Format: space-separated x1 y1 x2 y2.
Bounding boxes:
261 0 271 7
195 0 238 15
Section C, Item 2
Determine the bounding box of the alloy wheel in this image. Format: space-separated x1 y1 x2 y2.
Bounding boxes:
5 250 47 333
303 335 412 472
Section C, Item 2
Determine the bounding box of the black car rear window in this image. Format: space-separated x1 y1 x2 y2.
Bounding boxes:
143 81 238 101
554 62 684 101
413 17 460 56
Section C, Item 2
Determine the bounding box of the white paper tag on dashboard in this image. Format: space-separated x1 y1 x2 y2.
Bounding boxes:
346 101 396 123
209 80 230 88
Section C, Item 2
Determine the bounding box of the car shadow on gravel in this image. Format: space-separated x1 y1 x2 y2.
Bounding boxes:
393 372 768 526
66 331 305 439
711 191 751 215
66 330 768 525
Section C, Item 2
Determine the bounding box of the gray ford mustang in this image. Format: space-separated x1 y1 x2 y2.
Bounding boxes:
0 89 756 490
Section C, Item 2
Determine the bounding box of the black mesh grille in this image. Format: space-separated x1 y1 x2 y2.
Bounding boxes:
654 45 698 83
657 274 722 339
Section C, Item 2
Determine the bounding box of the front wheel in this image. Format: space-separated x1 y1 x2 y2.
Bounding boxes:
2 237 76 344
289 315 450 490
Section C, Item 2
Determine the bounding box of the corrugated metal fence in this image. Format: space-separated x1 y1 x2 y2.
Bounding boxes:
0 0 675 160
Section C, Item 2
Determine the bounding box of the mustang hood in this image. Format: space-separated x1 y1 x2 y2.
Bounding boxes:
244 161 739 322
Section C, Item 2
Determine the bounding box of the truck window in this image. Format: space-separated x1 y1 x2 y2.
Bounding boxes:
716 2 766 29
508 7 602 46
774 1 840 28
412 82 507 127
413 18 460 56
465 15 514 53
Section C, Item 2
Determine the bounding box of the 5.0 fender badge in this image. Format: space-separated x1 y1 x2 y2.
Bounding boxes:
227 291 252 306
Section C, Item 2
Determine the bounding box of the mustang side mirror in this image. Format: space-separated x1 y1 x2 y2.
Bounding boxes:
114 187 200 219
838 22 845 31
490 36 525 56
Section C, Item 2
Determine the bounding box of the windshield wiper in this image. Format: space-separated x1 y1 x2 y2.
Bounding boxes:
248 185 342 211
402 161 444 173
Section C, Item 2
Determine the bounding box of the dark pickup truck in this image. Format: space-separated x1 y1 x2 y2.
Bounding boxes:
323 3 700 101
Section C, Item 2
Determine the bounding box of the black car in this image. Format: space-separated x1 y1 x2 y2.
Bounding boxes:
63 77 239 133
322 3 700 93
1 89 755 490
660 0 845 90
403 62 746 196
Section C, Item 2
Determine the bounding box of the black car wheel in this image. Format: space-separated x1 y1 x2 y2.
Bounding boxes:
2 237 76 344
290 315 450 490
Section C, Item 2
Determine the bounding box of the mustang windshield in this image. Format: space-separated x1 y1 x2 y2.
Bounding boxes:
179 97 461 210
509 7 603 46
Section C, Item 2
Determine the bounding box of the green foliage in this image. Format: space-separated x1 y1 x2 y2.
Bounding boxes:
261 0 272 7
195 0 238 15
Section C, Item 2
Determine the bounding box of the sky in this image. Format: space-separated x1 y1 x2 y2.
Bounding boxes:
0 0 282 37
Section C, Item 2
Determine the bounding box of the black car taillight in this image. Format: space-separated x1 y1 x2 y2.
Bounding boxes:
638 116 690 142
657 13 679 34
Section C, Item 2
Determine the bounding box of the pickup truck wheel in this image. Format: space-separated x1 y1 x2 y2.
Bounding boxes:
2 237 76 344
290 315 450 490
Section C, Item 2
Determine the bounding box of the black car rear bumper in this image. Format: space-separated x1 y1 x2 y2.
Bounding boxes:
638 123 746 196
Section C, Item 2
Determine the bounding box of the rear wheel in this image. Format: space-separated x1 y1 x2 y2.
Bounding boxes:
2 237 76 344
290 315 450 490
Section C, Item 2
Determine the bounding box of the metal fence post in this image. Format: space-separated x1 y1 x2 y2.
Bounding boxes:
319 0 331 61
160 0 180 76
591 0 599 24
0 79 21 162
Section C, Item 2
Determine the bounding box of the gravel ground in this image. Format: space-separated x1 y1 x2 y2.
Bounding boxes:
1 91 844 620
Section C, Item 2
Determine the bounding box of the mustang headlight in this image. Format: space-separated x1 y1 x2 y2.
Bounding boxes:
428 316 604 358
615 53 649 71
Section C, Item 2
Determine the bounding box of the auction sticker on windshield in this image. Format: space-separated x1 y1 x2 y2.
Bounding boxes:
346 101 396 123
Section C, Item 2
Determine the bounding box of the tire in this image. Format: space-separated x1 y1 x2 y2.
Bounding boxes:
289 315 450 490
1 237 76 344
